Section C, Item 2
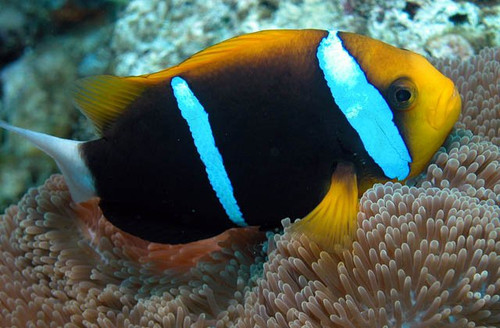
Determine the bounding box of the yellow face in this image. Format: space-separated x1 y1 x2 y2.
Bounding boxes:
388 58 461 178
338 32 462 179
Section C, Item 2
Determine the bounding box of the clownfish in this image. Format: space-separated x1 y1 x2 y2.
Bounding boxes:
0 30 461 249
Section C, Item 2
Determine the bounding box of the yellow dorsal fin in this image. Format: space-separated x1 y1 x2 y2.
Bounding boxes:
72 75 161 135
136 29 315 82
73 30 318 134
290 162 359 253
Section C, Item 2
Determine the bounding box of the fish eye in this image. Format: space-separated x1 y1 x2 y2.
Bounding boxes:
396 89 411 102
387 78 416 110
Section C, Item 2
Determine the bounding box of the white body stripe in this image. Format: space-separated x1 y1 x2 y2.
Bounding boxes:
316 31 411 180
171 76 247 226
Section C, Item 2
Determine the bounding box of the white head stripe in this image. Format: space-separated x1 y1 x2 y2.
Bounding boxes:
171 76 246 226
316 31 411 180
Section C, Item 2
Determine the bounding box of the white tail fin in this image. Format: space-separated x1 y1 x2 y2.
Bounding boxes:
0 120 96 203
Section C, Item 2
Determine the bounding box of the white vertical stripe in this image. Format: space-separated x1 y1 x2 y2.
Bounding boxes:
316 31 411 180
171 76 247 226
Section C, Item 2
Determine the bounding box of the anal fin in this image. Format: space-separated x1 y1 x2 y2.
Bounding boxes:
290 162 359 252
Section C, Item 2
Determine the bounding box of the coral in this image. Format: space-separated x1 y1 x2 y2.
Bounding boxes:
426 34 474 60
1 48 499 327
108 0 492 75
110 0 354 76
364 0 500 57
110 0 500 76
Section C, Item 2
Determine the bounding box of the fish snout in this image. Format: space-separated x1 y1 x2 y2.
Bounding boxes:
428 84 461 130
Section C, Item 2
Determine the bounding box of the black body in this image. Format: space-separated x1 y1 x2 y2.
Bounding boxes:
82 31 384 243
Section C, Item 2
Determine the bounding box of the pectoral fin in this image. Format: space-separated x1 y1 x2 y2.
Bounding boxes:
290 162 359 252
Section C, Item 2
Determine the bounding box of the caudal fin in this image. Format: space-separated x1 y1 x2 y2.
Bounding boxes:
290 162 359 252
0 120 96 203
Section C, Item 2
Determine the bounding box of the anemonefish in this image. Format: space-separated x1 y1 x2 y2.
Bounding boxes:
0 30 461 249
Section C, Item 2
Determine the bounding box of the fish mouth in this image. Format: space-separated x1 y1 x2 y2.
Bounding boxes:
428 84 461 130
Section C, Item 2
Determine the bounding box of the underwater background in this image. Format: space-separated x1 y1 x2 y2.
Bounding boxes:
0 0 499 327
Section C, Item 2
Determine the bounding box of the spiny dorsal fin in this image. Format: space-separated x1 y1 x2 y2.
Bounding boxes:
72 75 158 135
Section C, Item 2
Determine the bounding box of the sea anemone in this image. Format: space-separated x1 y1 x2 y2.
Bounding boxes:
236 131 500 327
1 49 499 327
435 47 500 146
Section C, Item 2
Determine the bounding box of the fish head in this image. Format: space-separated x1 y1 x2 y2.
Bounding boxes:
385 55 462 178
338 32 461 179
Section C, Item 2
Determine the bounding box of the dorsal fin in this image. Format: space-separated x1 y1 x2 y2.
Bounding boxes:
136 29 320 82
72 75 158 135
73 30 321 135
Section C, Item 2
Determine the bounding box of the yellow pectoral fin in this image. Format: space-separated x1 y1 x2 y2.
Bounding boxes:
290 162 359 252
